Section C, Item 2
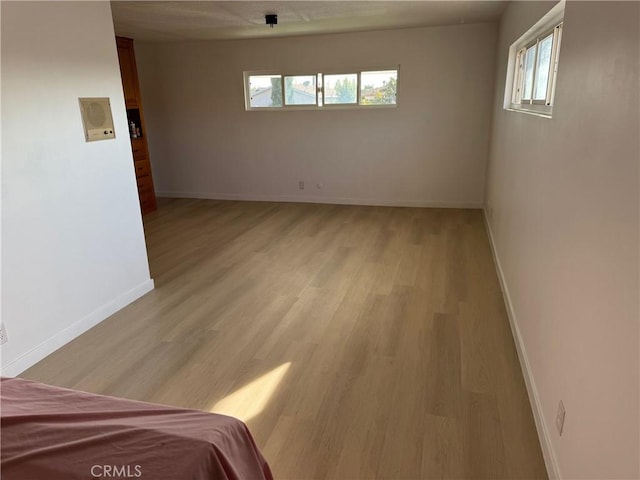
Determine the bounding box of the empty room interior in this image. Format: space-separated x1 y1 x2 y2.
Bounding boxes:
1 1 639 479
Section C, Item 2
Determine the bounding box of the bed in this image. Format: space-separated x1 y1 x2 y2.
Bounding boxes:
1 377 273 480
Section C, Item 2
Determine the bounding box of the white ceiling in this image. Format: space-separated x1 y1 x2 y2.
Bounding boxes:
110 1 507 42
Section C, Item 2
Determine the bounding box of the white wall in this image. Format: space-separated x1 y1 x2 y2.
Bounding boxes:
485 1 639 478
135 23 497 208
1 1 154 375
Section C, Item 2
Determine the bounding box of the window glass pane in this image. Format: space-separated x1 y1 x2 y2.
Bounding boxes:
284 75 317 105
360 70 397 105
533 34 553 100
323 73 358 104
248 75 282 108
522 46 536 100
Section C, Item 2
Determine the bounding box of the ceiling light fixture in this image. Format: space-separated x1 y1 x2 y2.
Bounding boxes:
265 14 278 28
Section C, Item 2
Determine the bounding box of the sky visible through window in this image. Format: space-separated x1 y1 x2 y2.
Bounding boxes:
250 75 279 89
360 70 396 88
534 34 553 100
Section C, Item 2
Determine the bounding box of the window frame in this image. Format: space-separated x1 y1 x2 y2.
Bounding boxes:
244 66 399 111
512 24 563 108
503 0 565 118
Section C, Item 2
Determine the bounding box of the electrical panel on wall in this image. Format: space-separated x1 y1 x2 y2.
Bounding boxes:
79 97 115 142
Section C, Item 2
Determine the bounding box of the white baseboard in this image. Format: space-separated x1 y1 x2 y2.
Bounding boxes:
482 209 560 480
155 190 483 209
1 279 155 377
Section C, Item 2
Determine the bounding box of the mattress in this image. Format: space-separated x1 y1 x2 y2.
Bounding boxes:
1 377 273 480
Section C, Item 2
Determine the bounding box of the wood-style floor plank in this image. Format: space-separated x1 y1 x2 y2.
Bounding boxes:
22 198 547 479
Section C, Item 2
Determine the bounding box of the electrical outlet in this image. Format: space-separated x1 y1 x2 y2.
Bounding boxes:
556 400 565 435
0 323 8 345
298 181 305 190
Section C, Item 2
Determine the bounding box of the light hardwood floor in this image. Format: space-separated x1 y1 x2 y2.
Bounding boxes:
23 198 547 479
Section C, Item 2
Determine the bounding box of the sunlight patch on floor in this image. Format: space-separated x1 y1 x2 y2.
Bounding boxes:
210 362 291 422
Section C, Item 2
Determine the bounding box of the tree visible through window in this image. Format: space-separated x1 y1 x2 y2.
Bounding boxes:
248 74 282 108
270 77 282 107
324 73 357 105
360 71 397 105
284 75 317 106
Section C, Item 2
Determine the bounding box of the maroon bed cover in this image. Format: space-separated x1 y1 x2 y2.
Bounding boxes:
1 377 273 480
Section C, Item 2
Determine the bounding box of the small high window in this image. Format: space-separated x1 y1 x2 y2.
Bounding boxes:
244 68 399 110
512 25 562 107
504 1 564 117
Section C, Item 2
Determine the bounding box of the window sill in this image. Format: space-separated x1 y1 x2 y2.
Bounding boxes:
245 104 398 112
505 106 553 119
